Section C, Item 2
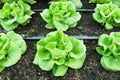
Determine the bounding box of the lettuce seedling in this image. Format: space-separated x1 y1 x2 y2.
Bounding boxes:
0 0 36 4
0 0 34 31
93 3 120 30
40 1 81 31
96 32 120 71
0 31 27 72
89 0 111 3
33 31 86 76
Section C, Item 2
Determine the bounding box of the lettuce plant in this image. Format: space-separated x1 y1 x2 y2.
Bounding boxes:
33 31 86 76
40 1 81 31
96 32 120 71
93 3 120 30
89 0 111 3
0 0 34 31
0 0 36 4
0 31 27 72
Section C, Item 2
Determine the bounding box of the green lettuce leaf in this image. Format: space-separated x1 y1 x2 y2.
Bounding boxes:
52 64 68 76
101 56 120 71
0 42 21 67
0 66 5 72
7 31 27 54
112 0 120 7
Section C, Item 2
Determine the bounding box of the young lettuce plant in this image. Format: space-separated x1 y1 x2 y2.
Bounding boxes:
0 31 27 72
0 0 34 31
93 3 120 30
96 32 120 71
33 31 86 76
40 1 81 31
0 0 36 4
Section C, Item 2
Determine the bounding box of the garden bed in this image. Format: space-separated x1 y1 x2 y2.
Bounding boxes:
0 0 120 80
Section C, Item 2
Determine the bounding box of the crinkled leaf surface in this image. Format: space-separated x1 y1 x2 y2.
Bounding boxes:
65 56 86 69
0 42 21 67
37 46 51 60
0 33 9 56
110 32 120 45
33 53 54 71
7 31 27 54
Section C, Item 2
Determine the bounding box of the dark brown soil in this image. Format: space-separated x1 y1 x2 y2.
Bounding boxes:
0 0 120 80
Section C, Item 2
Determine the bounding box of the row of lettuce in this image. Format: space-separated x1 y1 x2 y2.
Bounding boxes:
0 0 120 77
0 0 120 31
